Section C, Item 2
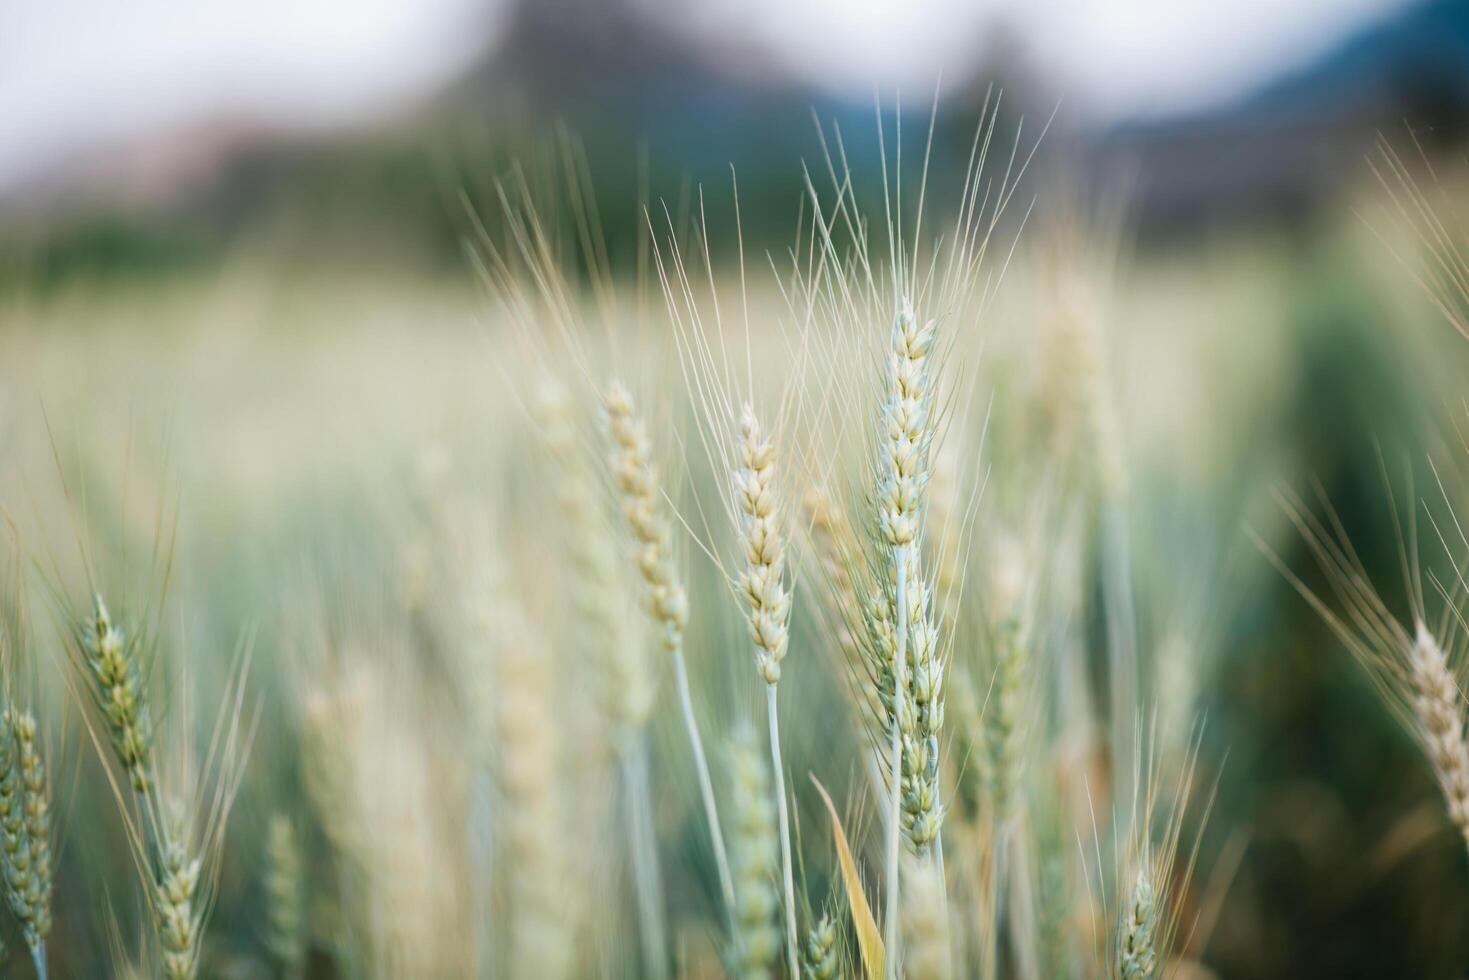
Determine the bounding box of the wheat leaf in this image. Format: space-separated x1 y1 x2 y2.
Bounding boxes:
810 773 884 980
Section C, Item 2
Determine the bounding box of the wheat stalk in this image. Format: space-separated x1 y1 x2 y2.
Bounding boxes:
603 381 736 920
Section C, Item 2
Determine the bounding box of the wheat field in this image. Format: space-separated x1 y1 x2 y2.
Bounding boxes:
0 118 1467 980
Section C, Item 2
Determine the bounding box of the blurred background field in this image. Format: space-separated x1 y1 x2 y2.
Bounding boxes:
7 1 1469 978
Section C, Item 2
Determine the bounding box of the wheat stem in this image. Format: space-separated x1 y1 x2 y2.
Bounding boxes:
1102 502 1139 804
671 643 736 919
621 736 668 980
766 685 800 978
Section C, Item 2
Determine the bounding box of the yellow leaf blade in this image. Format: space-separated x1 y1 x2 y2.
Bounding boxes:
810 774 884 980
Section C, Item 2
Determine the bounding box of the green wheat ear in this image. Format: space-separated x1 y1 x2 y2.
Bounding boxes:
84 594 153 794
154 806 203 980
1117 865 1157 980
802 911 839 980
0 709 52 971
264 814 306 980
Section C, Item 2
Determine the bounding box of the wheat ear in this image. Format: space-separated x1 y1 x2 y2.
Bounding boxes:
264 814 306 980
802 910 839 979
603 381 735 919
733 403 800 976
484 592 572 980
986 538 1028 825
1269 488 1469 863
539 379 667 977
538 380 656 734
727 725 779 979
806 490 883 741
8 710 51 979
83 595 154 794
1409 622 1469 849
873 300 941 977
1116 865 1157 980
153 807 203 980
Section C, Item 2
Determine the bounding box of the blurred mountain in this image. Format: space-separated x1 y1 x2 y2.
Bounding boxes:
5 0 1467 277
1097 0 1469 236
0 0 1021 279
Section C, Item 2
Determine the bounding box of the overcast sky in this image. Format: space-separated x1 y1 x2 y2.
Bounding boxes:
0 0 1416 193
